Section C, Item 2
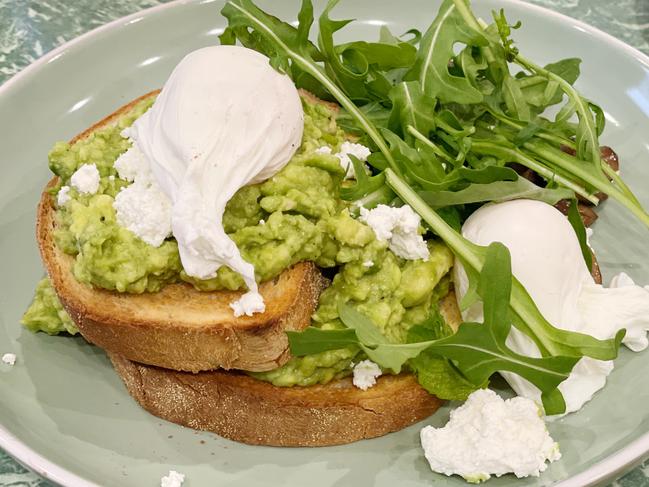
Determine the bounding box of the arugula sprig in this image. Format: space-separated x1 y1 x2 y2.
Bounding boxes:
221 0 397 171
288 243 593 414
385 169 624 361
222 0 641 414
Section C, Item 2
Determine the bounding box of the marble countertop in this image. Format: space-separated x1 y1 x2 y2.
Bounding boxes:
1 0 649 486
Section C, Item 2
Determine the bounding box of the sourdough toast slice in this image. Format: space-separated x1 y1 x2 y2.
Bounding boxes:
37 91 327 373
110 352 443 447
108 291 462 446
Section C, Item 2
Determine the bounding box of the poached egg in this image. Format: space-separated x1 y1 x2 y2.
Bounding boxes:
124 45 304 315
455 199 649 414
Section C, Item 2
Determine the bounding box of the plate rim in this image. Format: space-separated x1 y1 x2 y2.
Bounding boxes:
2 0 649 485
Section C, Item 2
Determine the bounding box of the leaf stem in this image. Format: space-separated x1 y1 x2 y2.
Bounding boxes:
386 168 621 361
407 125 455 164
524 140 649 228
471 140 599 204
514 53 603 176
602 162 641 207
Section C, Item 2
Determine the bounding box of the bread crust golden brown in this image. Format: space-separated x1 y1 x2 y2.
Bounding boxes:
107 291 461 446
37 91 328 373
109 352 443 447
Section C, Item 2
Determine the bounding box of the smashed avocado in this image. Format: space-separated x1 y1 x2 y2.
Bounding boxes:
253 242 454 386
49 95 351 293
26 93 457 390
22 278 79 335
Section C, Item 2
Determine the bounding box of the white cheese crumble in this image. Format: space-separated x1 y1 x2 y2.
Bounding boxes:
112 144 173 247
316 142 371 179
160 470 185 487
359 204 429 261
70 164 100 194
57 185 71 206
230 290 266 317
113 181 172 247
352 360 382 390
114 143 154 184
420 389 560 483
337 141 371 179
362 260 374 268
2 353 16 366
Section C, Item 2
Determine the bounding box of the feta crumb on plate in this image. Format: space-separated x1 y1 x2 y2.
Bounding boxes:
359 204 429 261
160 470 185 487
2 353 16 366
420 389 560 483
352 360 382 390
70 163 100 194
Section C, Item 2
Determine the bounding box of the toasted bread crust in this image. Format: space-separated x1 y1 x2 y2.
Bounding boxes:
37 91 327 373
108 290 461 446
109 352 443 447
69 90 161 145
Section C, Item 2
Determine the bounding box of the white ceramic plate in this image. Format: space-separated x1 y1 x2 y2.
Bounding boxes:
2 0 649 485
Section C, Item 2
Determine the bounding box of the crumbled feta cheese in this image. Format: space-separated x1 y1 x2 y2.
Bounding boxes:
362 260 374 268
230 290 266 317
160 470 185 487
70 164 100 194
113 181 172 247
108 175 115 181
420 389 560 482
114 145 154 184
315 142 371 179
2 353 16 366
336 141 371 179
57 185 71 206
359 204 429 261
259 219 265 225
112 144 172 247
352 360 382 390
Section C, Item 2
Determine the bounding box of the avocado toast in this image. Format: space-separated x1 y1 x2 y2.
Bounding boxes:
24 88 460 446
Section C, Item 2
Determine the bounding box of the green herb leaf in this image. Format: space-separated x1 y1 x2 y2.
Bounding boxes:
407 306 484 401
407 0 487 104
337 302 387 346
287 327 359 356
420 177 573 208
566 198 593 270
388 81 437 141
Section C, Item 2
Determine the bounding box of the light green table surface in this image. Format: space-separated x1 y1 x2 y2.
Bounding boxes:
1 0 649 485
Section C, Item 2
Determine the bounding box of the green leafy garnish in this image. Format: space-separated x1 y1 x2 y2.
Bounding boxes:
288 243 595 414
223 0 644 414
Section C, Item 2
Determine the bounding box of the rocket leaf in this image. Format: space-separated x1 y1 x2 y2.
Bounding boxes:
406 0 486 103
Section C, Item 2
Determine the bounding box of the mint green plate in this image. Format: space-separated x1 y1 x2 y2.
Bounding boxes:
2 1 649 485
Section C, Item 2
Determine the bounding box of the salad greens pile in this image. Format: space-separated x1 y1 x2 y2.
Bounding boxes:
220 0 647 414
